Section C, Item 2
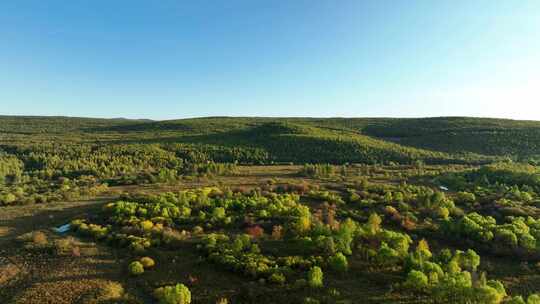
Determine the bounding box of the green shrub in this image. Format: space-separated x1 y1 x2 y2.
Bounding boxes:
307 266 323 288
329 253 348 273
506 296 526 304
404 270 428 291
456 249 480 272
472 285 505 304
192 225 204 235
1 193 17 205
128 261 144 276
212 207 226 219
140 256 155 268
456 191 476 204
365 213 382 235
141 220 154 231
528 294 540 304
487 280 506 297
315 236 336 255
154 283 191 304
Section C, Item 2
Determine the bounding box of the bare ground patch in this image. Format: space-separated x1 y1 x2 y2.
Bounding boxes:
1 236 128 304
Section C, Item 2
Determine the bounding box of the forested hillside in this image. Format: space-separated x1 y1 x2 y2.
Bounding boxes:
0 115 537 206
360 117 540 158
2 116 540 162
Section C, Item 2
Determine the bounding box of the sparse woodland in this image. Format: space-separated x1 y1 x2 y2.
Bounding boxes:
2 116 540 303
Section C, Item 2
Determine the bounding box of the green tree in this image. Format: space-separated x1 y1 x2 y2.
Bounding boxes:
366 213 382 236
212 207 226 219
528 294 540 304
416 239 432 259
404 270 429 290
307 266 323 288
329 253 348 273
383 192 393 204
457 249 480 272
473 286 505 304
335 218 357 255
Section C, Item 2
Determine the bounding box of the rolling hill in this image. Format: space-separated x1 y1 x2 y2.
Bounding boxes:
1 116 540 165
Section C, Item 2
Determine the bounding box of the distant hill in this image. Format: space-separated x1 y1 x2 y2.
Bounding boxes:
0 116 151 133
1 115 539 164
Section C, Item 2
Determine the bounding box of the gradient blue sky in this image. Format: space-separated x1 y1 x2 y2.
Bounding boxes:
1 1 539 120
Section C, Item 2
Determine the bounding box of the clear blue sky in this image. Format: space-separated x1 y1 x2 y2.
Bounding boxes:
1 1 539 120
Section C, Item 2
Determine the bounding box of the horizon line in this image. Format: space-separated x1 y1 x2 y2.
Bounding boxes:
1 114 539 123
